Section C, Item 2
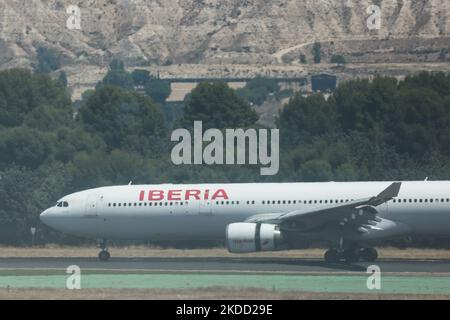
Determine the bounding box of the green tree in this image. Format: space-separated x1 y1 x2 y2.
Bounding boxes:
330 54 346 65
79 86 167 156
182 81 258 129
0 127 53 169
278 93 339 146
236 77 280 106
35 46 61 74
58 71 68 87
312 42 321 64
97 59 134 91
0 69 71 127
132 69 151 86
299 54 307 64
145 78 171 103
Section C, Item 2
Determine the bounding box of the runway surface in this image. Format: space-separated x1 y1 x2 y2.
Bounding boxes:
1 257 450 274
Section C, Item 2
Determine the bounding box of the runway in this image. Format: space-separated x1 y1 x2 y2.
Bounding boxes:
1 257 450 295
1 257 450 274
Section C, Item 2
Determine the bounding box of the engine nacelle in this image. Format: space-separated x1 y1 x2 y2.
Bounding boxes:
226 222 288 253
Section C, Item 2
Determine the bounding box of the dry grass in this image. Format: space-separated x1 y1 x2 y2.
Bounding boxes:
0 245 449 260
1 287 449 300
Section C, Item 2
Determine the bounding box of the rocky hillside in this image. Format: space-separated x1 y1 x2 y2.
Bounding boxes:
0 0 449 98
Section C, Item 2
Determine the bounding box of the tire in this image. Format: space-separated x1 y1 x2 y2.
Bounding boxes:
98 250 111 261
324 249 340 263
360 248 378 262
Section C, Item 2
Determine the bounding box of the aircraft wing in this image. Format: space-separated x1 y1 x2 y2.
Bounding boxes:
245 182 401 233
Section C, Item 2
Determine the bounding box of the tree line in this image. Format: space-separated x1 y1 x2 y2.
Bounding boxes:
0 66 449 246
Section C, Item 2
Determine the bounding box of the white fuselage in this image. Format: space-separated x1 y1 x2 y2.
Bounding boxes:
40 181 450 242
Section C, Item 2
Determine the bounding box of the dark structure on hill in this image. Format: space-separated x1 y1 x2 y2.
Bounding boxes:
311 73 337 92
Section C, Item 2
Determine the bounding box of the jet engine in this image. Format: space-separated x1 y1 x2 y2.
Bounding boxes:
226 222 288 253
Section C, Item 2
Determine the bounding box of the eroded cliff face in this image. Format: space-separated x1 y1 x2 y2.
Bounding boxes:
0 0 449 99
0 0 449 68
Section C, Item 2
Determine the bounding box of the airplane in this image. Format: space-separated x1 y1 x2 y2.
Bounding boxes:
39 180 450 263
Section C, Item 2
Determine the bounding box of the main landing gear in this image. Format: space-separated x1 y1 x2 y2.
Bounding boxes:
98 239 111 261
324 247 378 263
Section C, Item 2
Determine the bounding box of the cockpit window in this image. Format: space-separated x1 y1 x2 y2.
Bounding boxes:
56 201 69 207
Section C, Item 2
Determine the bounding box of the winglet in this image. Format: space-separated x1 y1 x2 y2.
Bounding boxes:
377 182 401 199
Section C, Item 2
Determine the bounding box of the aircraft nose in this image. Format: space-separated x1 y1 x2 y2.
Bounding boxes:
40 208 52 226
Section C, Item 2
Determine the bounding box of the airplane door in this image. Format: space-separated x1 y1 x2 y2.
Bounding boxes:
199 200 212 215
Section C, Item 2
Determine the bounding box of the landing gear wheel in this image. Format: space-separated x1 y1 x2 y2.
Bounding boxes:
324 249 340 263
360 248 378 262
343 249 360 263
98 250 110 261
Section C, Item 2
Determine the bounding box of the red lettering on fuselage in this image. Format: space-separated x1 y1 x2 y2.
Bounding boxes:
148 190 164 201
138 189 229 201
185 189 201 200
211 189 229 200
168 190 182 201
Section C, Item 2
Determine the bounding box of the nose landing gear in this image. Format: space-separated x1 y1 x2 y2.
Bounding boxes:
98 239 110 261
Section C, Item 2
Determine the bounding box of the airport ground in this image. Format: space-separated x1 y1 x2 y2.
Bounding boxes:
1 246 450 299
